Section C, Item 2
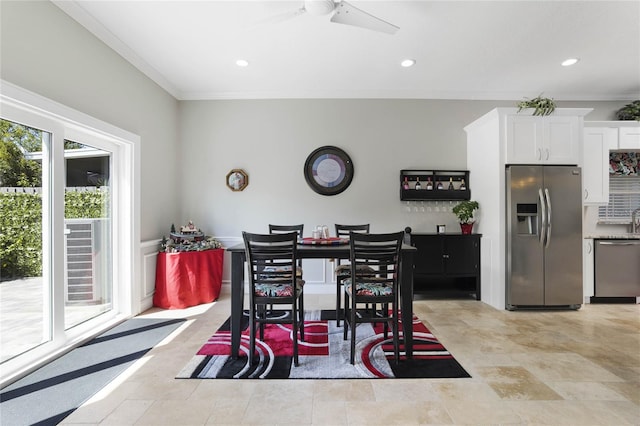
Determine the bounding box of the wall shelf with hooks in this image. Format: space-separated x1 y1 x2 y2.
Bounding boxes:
400 170 470 201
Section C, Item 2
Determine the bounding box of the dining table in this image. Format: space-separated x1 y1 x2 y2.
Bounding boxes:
226 240 417 359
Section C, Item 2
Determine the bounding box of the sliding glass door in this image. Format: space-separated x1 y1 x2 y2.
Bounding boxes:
63 140 113 329
0 84 136 384
0 119 50 363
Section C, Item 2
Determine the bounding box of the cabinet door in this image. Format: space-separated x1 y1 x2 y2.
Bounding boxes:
444 236 480 275
582 239 594 301
412 235 444 275
544 116 580 164
583 127 614 205
506 115 580 165
505 115 543 164
618 127 640 149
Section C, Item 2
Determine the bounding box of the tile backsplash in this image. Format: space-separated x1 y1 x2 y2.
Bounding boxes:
609 152 638 175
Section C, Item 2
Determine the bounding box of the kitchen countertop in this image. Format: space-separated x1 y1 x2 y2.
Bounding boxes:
585 235 640 240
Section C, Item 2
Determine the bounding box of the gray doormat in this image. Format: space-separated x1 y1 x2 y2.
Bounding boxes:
1 317 185 426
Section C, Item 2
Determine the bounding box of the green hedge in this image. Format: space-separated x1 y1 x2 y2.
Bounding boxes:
0 190 108 279
0 192 42 278
65 190 109 219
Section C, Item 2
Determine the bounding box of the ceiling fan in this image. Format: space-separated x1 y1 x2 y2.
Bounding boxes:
271 0 399 35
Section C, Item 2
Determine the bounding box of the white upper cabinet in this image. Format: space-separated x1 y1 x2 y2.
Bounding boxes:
618 126 640 149
544 116 582 164
505 115 540 163
505 114 580 164
582 126 615 205
589 121 640 150
582 121 640 206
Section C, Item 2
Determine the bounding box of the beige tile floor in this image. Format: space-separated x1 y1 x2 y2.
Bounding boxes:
60 289 639 425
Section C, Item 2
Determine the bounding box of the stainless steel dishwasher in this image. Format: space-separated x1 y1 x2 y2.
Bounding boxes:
594 239 640 298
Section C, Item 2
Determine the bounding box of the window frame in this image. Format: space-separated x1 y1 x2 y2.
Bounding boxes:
0 80 140 386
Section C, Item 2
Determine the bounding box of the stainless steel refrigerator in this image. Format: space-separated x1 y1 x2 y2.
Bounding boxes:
506 165 583 310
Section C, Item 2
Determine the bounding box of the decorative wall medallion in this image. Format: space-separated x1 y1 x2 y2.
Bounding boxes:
304 146 354 196
226 169 248 191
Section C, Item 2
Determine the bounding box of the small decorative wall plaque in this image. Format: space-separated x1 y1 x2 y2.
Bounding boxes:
226 169 248 191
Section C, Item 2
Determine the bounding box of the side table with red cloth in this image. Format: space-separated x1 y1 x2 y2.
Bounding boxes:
153 249 223 309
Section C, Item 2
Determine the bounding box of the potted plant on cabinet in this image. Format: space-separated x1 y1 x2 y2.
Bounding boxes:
452 200 479 234
517 94 556 116
616 100 640 121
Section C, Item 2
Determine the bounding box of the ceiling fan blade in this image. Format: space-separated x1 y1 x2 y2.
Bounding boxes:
252 5 306 27
330 1 399 34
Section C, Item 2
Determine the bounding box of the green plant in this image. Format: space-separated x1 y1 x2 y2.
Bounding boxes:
452 200 479 224
1 189 108 278
517 95 556 116
0 139 42 187
0 192 42 278
65 189 109 218
616 100 640 121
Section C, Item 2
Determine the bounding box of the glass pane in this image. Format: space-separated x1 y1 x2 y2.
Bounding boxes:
64 140 112 329
0 118 49 363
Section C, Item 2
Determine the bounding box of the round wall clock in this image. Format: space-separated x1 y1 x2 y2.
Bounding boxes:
304 146 354 196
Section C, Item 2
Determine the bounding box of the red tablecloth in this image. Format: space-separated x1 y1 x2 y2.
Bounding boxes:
153 249 223 309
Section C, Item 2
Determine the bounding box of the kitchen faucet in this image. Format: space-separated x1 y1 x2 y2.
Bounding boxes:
632 207 640 234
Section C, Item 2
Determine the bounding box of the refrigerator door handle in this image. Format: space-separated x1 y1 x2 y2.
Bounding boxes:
538 188 547 246
544 188 552 248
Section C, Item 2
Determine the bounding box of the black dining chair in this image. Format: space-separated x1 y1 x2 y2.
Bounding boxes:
334 224 372 326
243 231 305 366
342 231 404 365
268 224 304 311
269 224 304 239
269 224 304 273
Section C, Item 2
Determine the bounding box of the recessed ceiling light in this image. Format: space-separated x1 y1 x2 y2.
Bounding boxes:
236 59 249 67
561 58 579 67
401 59 416 68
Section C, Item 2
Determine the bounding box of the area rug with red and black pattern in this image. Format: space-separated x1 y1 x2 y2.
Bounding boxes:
177 310 470 379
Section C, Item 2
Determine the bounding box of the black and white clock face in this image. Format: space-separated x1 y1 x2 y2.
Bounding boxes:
304 146 354 196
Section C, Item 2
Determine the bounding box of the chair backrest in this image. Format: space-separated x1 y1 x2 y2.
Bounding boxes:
349 231 404 286
243 231 299 298
335 224 370 239
335 224 370 266
269 224 303 266
269 224 304 239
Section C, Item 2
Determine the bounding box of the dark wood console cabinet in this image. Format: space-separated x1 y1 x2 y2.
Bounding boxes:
407 232 481 300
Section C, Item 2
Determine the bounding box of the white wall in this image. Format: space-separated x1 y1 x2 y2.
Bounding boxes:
178 99 625 239
178 99 493 238
0 0 179 242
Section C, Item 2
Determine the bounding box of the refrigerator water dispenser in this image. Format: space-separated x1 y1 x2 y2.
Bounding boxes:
516 203 538 235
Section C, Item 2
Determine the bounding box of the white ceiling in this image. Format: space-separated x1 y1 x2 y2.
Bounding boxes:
53 0 640 101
